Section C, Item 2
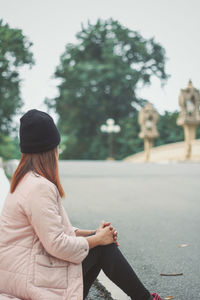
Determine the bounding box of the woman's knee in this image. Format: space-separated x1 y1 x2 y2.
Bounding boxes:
101 243 118 254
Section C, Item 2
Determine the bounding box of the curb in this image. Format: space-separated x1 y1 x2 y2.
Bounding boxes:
98 271 129 300
86 279 114 300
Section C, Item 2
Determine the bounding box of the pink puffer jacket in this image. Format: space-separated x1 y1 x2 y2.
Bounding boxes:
0 171 89 300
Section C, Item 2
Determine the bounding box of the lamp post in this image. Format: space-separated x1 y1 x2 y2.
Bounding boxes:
100 118 121 159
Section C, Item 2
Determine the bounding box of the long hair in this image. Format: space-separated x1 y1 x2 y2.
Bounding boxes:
10 148 65 197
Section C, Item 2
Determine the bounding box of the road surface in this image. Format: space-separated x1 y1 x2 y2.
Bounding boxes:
59 160 200 300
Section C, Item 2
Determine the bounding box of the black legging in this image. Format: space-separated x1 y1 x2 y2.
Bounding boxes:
82 243 151 300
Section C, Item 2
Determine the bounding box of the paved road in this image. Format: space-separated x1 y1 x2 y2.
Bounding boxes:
59 161 200 300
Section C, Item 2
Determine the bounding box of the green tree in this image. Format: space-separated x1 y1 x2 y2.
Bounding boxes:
115 111 145 159
0 19 34 159
155 110 184 147
46 19 169 159
0 135 21 160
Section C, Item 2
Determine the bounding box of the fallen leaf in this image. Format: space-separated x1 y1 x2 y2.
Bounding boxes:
165 297 174 300
178 244 189 247
160 273 183 276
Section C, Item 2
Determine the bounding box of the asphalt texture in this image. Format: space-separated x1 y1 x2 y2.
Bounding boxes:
86 279 113 300
59 161 200 300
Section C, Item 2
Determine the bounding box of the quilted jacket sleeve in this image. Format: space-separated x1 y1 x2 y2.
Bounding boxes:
72 226 79 232
26 181 89 264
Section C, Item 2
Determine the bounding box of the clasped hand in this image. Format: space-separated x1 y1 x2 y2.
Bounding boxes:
96 220 120 247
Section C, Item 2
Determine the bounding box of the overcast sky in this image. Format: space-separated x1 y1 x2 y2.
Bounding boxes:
1 0 200 118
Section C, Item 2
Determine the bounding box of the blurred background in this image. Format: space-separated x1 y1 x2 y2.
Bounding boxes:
0 0 200 162
1 1 200 299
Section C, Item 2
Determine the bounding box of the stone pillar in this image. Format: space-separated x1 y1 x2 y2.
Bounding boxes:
177 80 200 159
138 102 159 162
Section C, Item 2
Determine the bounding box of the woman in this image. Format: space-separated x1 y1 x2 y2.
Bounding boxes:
0 109 162 300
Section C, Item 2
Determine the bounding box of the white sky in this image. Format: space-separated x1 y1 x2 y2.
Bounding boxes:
0 0 200 118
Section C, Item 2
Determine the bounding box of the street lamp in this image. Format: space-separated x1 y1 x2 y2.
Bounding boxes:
100 118 121 159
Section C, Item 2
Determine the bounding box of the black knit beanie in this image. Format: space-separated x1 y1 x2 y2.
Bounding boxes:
19 109 60 153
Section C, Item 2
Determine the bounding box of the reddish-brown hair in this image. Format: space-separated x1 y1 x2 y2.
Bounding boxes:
10 148 65 197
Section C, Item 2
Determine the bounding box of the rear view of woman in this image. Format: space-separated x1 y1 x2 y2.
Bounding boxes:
0 109 162 300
